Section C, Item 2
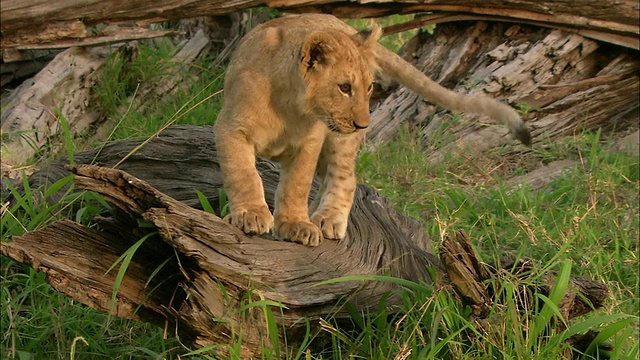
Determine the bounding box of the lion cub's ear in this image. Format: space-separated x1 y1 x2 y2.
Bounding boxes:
352 22 382 72
352 21 382 50
300 32 336 73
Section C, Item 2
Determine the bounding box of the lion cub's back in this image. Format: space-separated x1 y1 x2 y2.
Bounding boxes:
258 13 356 35
230 14 356 69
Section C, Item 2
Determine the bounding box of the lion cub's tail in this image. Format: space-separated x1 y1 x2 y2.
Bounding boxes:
374 45 532 145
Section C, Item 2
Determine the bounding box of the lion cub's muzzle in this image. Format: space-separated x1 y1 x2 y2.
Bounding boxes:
325 117 367 133
329 121 368 134
327 114 370 133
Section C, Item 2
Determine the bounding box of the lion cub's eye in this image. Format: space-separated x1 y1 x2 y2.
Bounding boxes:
338 83 352 96
367 82 375 94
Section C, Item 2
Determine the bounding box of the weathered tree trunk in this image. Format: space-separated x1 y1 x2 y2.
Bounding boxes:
0 11 274 170
2 0 638 53
1 125 609 356
0 21 214 167
367 21 640 165
0 46 111 166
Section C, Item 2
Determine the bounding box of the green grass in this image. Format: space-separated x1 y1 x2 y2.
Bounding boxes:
95 38 225 142
1 175 181 359
355 126 639 358
2 16 639 360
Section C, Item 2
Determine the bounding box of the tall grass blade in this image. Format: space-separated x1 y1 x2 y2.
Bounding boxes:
531 259 572 342
104 232 157 314
585 317 635 354
57 109 75 164
195 189 215 214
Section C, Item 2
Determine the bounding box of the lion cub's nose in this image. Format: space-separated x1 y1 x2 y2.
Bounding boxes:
353 121 368 130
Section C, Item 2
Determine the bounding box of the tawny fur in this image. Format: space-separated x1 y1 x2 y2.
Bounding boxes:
214 14 531 246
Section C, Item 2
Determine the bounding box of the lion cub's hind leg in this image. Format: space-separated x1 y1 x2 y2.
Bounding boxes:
310 132 363 240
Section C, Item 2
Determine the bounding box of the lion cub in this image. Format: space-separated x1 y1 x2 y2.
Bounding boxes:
214 14 531 246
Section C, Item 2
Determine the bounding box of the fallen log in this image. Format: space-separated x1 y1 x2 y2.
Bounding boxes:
2 0 638 54
0 24 212 167
0 46 111 167
1 125 609 356
367 21 640 163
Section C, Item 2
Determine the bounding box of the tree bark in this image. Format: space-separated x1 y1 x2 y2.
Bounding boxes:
0 24 212 167
1 0 638 55
0 46 111 166
1 125 609 356
367 21 640 163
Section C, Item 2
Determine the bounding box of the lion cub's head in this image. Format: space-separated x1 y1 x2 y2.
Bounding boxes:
299 26 382 134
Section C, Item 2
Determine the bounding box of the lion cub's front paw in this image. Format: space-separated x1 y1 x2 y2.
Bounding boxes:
274 220 323 247
311 211 348 240
224 206 273 235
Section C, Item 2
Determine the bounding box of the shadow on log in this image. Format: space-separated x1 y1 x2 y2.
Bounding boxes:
1 125 609 357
